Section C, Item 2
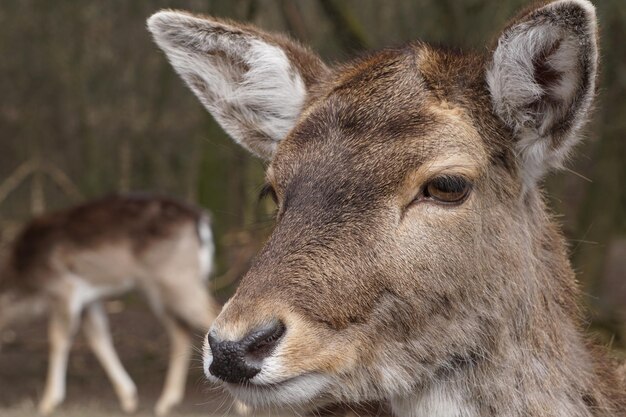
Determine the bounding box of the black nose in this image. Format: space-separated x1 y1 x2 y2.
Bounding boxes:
207 321 286 383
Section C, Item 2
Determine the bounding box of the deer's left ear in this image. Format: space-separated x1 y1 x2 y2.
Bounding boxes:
487 0 599 186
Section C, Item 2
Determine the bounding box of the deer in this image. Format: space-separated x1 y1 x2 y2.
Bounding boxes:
148 0 626 416
0 194 218 416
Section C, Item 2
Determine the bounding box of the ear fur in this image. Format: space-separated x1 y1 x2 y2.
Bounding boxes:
147 11 327 159
487 0 599 186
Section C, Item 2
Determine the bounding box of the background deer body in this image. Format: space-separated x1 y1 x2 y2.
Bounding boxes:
149 1 625 416
0 194 217 416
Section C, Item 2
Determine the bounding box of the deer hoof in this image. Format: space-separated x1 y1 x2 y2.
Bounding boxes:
120 392 138 414
154 394 182 417
38 396 61 416
234 400 252 415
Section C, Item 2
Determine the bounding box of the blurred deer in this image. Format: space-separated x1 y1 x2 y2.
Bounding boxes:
149 0 626 415
0 194 218 416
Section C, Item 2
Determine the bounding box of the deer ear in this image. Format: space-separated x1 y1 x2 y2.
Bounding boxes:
487 0 598 186
148 11 327 160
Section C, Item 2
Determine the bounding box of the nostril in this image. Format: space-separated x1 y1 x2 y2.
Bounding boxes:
245 321 286 361
206 331 217 350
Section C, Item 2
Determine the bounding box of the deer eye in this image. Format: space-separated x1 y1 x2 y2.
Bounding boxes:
420 175 471 205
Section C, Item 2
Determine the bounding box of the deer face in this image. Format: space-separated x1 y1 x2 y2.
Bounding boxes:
205 54 499 406
149 0 597 410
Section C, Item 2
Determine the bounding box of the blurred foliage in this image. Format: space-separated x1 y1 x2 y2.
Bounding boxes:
0 0 624 344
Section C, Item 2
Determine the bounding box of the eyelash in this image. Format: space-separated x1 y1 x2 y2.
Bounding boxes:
259 183 278 204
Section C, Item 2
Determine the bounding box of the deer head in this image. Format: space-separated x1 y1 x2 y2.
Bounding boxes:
149 1 608 414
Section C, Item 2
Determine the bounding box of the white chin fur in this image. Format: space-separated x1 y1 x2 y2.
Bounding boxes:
225 373 331 409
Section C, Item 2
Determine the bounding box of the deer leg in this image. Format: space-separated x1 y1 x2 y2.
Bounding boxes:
39 302 79 416
82 302 138 413
154 317 192 417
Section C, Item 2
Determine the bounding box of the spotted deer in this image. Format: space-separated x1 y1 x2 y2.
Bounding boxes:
0 194 218 416
149 1 626 416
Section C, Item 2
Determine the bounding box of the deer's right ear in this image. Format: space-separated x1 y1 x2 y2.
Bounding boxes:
148 11 327 160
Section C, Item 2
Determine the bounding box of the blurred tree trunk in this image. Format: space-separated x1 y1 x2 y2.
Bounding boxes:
318 0 368 51
571 5 626 317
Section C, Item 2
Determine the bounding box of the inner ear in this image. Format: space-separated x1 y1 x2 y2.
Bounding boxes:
531 35 584 133
534 40 565 94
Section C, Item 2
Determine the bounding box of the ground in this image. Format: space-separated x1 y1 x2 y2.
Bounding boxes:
0 297 237 417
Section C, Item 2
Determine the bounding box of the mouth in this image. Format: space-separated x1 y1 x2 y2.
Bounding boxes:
222 372 332 408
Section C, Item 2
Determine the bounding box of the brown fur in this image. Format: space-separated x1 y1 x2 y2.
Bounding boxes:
149 2 625 416
222 45 624 414
2 194 203 293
